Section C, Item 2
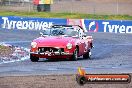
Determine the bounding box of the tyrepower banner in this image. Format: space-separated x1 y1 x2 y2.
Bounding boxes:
67 19 87 32
84 20 132 33
0 16 66 30
0 16 132 33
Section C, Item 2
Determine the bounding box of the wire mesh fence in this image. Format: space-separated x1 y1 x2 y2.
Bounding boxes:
0 0 33 12
0 0 132 15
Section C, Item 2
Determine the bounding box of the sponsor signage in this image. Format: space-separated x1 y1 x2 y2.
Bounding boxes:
67 19 87 32
33 0 39 5
33 0 53 5
0 16 132 33
84 20 132 33
0 16 66 30
76 67 131 85
44 0 53 4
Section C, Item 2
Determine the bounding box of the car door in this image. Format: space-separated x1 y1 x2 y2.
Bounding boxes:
78 28 86 55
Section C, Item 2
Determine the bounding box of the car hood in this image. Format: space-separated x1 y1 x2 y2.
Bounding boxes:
33 36 76 48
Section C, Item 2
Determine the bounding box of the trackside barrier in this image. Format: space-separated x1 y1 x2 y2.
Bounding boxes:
0 16 67 30
0 16 132 33
84 20 132 33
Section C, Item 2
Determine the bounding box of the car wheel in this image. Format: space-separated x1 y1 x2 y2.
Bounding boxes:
83 50 91 59
30 54 39 62
72 48 78 61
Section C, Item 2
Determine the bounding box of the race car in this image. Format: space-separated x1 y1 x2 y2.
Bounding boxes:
30 25 93 62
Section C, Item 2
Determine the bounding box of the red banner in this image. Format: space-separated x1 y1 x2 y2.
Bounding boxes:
33 0 39 5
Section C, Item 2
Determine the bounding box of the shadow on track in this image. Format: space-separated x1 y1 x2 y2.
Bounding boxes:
37 57 91 62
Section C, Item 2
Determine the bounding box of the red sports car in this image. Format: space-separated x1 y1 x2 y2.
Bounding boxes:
30 25 93 62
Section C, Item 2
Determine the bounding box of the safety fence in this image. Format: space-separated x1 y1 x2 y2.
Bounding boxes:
0 0 132 15
0 16 132 33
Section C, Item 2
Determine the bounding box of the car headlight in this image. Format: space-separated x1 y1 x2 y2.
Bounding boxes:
31 42 37 48
66 43 72 50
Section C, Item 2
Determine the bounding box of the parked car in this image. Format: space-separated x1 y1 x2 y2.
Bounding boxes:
30 25 93 62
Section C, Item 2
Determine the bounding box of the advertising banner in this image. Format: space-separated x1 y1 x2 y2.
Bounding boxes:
0 16 67 30
0 16 132 33
39 0 44 4
33 0 39 5
33 0 53 5
84 20 132 33
67 19 87 32
44 0 53 4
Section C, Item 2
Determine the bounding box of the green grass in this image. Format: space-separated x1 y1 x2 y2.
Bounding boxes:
0 45 7 50
0 11 132 20
0 45 2 49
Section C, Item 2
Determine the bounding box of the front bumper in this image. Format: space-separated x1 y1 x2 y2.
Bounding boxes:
30 51 73 58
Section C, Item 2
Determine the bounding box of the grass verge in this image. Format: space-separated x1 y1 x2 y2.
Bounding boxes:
0 11 132 20
0 45 12 57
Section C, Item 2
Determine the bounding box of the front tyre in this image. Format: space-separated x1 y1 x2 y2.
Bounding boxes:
30 54 39 62
72 48 78 61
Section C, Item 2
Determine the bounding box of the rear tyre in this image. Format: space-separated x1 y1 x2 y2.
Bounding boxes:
30 54 39 62
72 48 78 61
83 50 91 59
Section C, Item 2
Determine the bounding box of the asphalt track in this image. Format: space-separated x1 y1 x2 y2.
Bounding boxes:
0 29 132 76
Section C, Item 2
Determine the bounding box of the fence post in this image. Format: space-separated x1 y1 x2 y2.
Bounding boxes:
71 0 73 13
116 0 119 15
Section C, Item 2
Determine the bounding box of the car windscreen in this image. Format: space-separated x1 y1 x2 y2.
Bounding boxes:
41 27 79 37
